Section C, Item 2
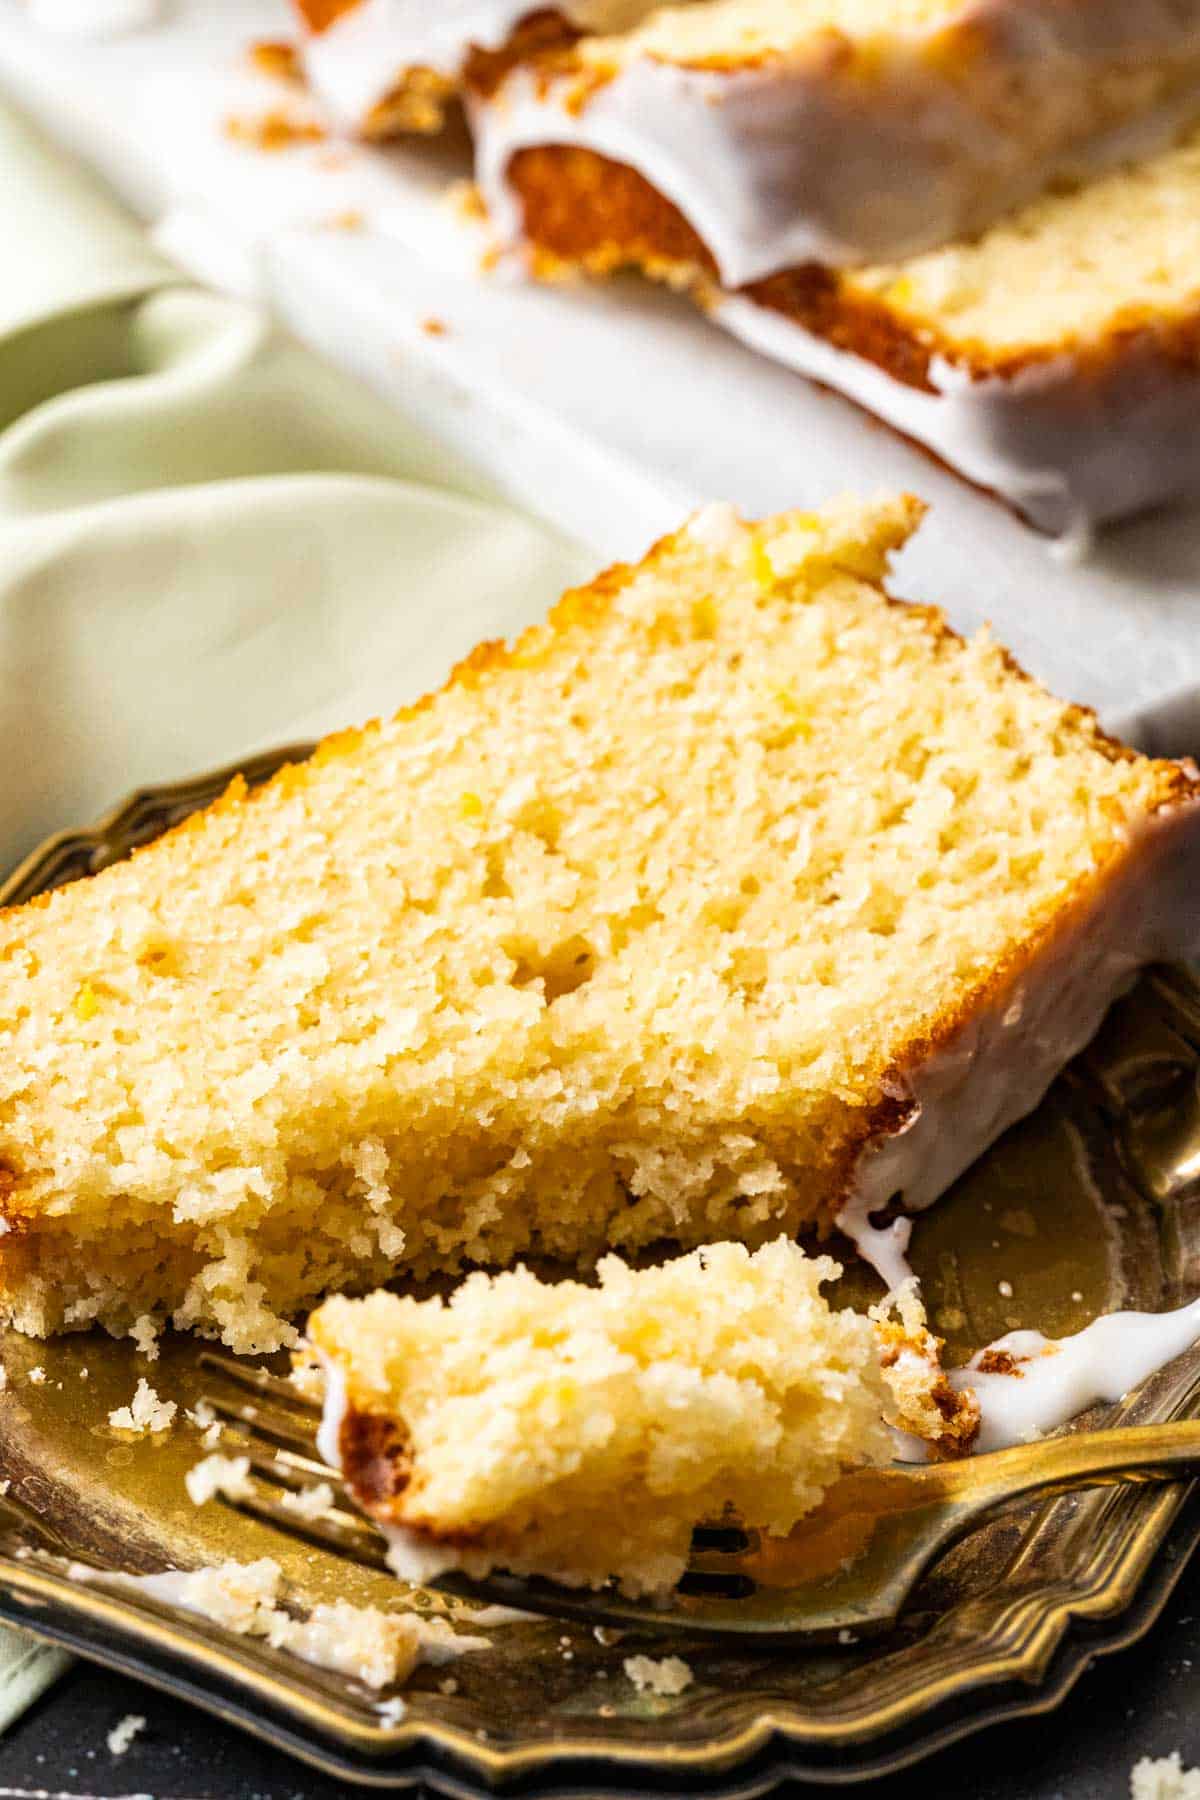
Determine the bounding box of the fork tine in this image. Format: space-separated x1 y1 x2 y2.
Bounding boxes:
239 1442 344 1490
198 1351 321 1413
201 1394 325 1459
200 1370 766 1594
223 1474 391 1571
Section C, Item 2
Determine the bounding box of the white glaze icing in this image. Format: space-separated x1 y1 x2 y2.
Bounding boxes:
834 793 1200 1286
302 0 664 132
953 1301 1200 1452
714 292 1200 538
838 1202 916 1296
314 1351 345 1469
474 1 1200 276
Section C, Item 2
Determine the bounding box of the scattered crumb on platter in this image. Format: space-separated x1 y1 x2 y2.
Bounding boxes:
184 1452 253 1505
623 1655 693 1696
108 1378 176 1436
224 110 326 151
106 1712 146 1756
1133 1752 1200 1798
100 1558 489 1690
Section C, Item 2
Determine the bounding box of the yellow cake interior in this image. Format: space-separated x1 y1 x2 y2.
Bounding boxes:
0 496 1186 1351
309 1238 899 1596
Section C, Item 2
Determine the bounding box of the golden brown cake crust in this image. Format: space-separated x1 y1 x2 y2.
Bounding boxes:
503 142 1200 384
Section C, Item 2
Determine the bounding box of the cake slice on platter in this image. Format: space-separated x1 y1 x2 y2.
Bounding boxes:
0 495 1196 1352
291 0 673 138
488 122 1200 536
306 1239 976 1597
471 0 1200 274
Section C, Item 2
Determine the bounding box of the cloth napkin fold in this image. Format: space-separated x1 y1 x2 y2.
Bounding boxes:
0 101 591 867
0 92 593 1724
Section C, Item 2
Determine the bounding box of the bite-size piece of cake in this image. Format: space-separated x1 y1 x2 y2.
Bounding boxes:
0 495 1197 1352
309 1238 954 1597
473 0 1200 275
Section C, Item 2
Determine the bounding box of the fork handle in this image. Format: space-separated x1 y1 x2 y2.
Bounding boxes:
928 1418 1200 1516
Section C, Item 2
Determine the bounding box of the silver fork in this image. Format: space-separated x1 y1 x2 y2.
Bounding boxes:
196 1351 1200 1644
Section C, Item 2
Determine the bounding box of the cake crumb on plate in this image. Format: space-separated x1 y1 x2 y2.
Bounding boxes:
106 1712 145 1756
108 1378 176 1436
623 1655 693 1696
185 1452 253 1505
130 1313 160 1360
1133 1753 1200 1798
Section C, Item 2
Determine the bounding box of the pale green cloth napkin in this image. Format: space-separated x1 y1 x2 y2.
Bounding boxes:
0 96 593 1719
1 103 592 867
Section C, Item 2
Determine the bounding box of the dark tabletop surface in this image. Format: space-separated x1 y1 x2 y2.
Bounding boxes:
4 1550 1200 1800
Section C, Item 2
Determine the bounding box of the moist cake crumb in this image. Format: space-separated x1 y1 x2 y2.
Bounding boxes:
104 1713 143 1756
278 1479 338 1520
109 1557 486 1689
106 1713 145 1756
249 38 302 83
109 1378 177 1436
1132 1752 1200 1798
224 109 326 150
623 1655 693 1696
130 1313 160 1361
185 1453 254 1506
872 1280 979 1456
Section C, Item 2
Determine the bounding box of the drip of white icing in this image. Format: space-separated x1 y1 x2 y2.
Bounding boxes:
315 1353 346 1470
474 7 1200 276
715 293 1200 538
822 788 1200 1286
303 0 663 132
954 1301 1200 1453
837 1198 916 1296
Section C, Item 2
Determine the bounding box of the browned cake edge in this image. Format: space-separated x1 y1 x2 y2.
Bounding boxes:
502 143 1200 386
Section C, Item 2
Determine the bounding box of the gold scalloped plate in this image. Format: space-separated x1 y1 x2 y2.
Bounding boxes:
1 746 1199 1797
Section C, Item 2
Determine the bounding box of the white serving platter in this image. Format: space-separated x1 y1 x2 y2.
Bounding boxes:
3 0 1200 732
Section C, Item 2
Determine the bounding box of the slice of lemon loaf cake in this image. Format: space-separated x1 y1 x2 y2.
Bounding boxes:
473 0 1200 274
292 0 668 138
1 495 1198 1353
491 122 1200 534
308 1239 951 1596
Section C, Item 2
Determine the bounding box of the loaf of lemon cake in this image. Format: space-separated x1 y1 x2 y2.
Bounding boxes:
491 121 1200 534
291 0 669 137
473 0 1200 274
308 1239 939 1596
2 495 1199 1353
